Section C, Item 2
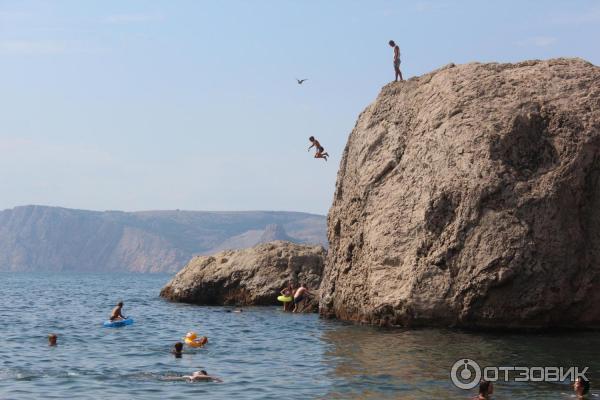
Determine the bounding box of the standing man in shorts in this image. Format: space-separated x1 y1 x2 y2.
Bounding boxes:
389 40 403 82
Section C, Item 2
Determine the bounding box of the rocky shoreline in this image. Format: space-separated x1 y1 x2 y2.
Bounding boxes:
160 59 600 330
160 241 325 313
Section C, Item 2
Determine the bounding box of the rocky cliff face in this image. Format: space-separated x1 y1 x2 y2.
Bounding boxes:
0 206 326 273
320 58 600 329
160 241 325 310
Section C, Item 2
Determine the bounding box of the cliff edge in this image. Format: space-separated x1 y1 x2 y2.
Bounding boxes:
320 58 600 329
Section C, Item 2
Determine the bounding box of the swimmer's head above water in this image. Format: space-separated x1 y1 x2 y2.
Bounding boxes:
477 380 493 399
574 377 590 398
172 342 183 357
48 334 57 346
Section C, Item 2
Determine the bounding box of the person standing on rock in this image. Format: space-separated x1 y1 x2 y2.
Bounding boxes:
388 40 403 82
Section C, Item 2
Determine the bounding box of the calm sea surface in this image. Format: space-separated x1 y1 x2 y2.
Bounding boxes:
0 272 598 399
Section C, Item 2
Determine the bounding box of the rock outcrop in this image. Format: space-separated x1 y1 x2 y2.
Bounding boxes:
160 241 325 311
320 58 600 329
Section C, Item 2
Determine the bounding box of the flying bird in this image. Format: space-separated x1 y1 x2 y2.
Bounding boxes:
296 78 308 84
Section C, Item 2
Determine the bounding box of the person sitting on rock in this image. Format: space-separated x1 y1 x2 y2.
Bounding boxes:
574 377 590 399
172 342 183 358
308 136 329 161
110 301 126 321
293 284 311 313
473 380 493 400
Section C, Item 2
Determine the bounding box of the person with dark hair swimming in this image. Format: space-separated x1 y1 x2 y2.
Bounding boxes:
163 370 223 383
48 334 57 346
172 342 183 358
473 380 493 399
574 377 591 398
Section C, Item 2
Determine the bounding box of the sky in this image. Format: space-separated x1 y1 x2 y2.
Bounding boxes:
0 0 599 215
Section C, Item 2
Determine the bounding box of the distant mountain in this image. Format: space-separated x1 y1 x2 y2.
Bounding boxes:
211 223 294 252
0 205 327 273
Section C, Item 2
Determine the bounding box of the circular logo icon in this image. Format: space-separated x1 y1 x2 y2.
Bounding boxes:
450 359 481 390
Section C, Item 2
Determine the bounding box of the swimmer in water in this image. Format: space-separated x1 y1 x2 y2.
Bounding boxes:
574 377 591 399
473 380 493 400
187 370 222 383
308 136 329 161
172 342 183 358
48 334 57 346
185 332 208 347
163 370 222 383
109 301 126 321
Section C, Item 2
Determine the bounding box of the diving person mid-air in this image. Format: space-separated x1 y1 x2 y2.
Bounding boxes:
308 136 329 161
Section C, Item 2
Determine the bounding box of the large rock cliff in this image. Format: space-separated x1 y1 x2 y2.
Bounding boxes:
320 58 600 329
160 241 325 309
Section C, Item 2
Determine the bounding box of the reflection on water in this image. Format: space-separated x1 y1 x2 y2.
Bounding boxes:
0 272 598 399
322 325 600 399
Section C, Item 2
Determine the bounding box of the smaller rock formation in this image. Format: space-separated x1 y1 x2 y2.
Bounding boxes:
160 241 325 312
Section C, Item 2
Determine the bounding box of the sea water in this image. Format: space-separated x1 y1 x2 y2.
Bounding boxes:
0 272 598 399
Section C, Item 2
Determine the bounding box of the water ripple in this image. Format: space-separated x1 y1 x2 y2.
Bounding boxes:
1 272 599 399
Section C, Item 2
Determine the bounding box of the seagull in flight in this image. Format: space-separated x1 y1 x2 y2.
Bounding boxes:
296 78 308 85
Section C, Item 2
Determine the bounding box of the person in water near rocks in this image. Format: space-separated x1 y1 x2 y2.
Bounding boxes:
110 301 126 321
292 283 311 313
48 334 57 346
473 380 493 400
308 136 329 161
574 377 590 398
388 40 403 82
172 342 183 358
280 282 294 311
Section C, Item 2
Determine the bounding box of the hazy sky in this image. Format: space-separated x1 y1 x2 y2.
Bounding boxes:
1 0 598 215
